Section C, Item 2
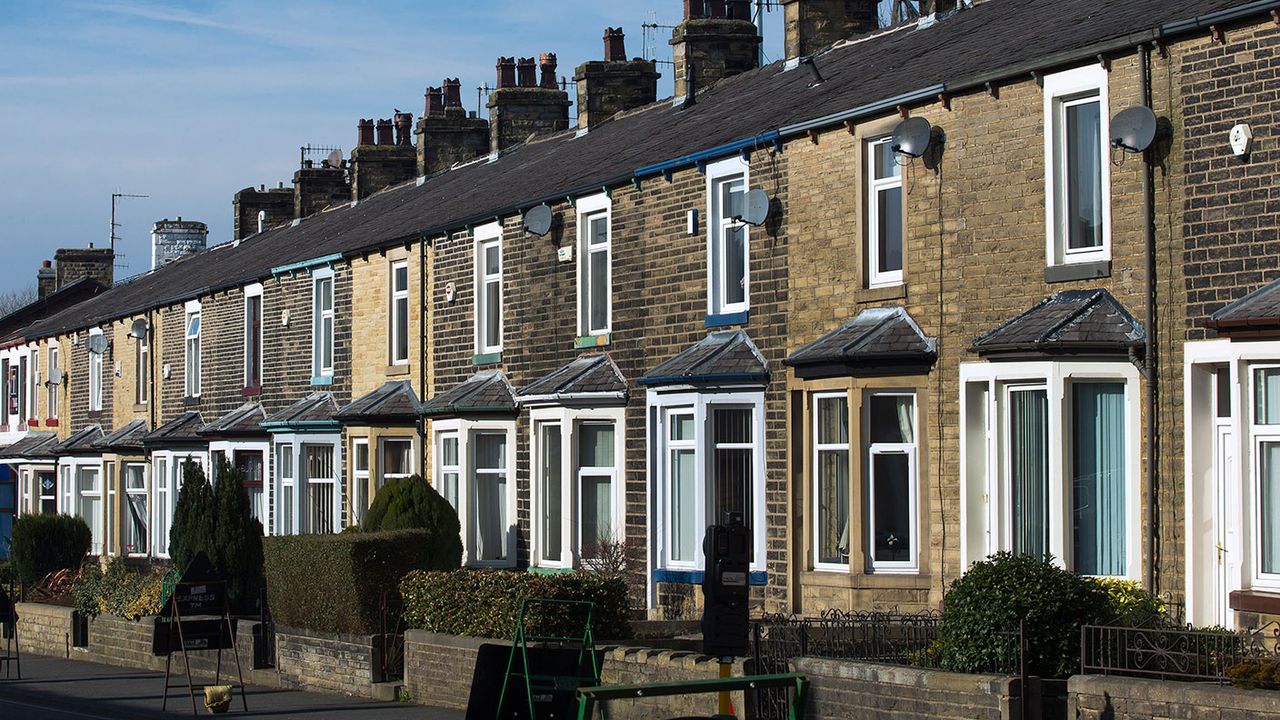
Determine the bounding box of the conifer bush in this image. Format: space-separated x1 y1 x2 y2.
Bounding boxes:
168 459 264 612
362 475 462 571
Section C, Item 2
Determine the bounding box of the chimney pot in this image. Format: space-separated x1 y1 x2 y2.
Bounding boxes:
496 56 516 88
708 0 726 18
539 53 558 88
728 0 750 20
42 260 51 268
684 0 705 19
376 118 394 145
394 112 413 146
426 86 445 117
517 57 537 87
604 27 627 62
358 118 375 146
444 78 463 107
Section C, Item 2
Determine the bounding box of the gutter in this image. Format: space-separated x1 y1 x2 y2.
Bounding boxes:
634 132 782 178
636 373 770 387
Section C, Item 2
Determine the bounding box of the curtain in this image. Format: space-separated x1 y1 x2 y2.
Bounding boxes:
1010 389 1049 558
1072 383 1126 575
1261 442 1280 575
475 433 507 561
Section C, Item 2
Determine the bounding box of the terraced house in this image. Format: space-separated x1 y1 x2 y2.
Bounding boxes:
3 0 1279 627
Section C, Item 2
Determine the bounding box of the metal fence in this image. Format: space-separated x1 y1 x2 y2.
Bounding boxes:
1080 621 1280 684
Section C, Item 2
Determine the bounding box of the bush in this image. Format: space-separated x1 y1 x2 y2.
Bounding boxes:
263 529 432 635
169 460 264 613
71 557 168 620
169 462 215 570
1226 657 1280 690
1091 577 1167 627
10 514 92 586
400 569 632 642
362 475 463 571
937 552 1111 678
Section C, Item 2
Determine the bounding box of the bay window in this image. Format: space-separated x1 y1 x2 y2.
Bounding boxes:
123 464 147 556
381 438 414 487
867 392 917 571
530 409 624 568
437 432 459 511
352 438 369 526
474 432 507 562
813 394 850 570
305 445 336 534
77 465 102 554
432 420 515 566
276 443 295 535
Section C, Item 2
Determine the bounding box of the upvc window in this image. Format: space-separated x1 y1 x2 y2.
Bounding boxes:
707 157 750 317
277 444 295 535
437 432 460 511
304 444 337 534
577 195 612 337
136 330 149 404
531 409 624 568
1252 366 1280 582
123 464 148 556
153 457 169 556
390 261 410 365
105 461 115 556
235 449 266 523
536 421 564 565
867 137 904 287
184 310 201 397
30 349 39 419
867 392 918 571
473 431 508 562
37 470 55 514
813 393 850 570
1070 382 1128 576
1 359 10 424
666 410 698 565
16 355 27 422
433 421 515 566
353 438 369 526
381 438 413 487
245 285 263 389
88 331 104 411
475 225 503 355
313 272 335 378
77 465 102 555
47 345 59 419
1044 65 1111 266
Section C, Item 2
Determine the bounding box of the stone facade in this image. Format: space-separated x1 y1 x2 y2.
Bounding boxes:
1069 674 1280 719
233 186 293 241
780 0 880 59
794 657 1024 720
54 247 114 291
276 625 385 697
670 17 760 97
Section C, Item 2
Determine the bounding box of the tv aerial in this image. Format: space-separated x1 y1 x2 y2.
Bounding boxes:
522 204 553 236
1110 106 1157 153
890 117 933 158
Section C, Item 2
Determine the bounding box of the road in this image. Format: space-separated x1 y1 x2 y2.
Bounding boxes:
0 655 463 719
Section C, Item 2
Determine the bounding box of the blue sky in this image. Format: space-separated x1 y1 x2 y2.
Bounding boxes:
0 1 800 294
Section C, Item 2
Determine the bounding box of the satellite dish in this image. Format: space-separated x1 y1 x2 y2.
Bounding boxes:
740 189 771 227
523 204 553 236
890 117 932 158
1110 106 1157 153
48 367 63 386
86 334 109 355
325 149 343 168
129 318 149 340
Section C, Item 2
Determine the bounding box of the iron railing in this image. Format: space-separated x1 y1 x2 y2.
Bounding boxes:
1080 621 1280 684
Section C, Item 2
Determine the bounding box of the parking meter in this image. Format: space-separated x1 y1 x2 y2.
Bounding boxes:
701 512 751 658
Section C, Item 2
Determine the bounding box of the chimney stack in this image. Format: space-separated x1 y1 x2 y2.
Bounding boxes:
150 218 208 269
54 247 114 290
358 118 375 147
487 52 571 152
573 27 661 129
37 260 56 300
376 118 394 145
671 0 761 100
425 86 445 117
416 78 490 176
233 184 292 240
351 113 417 199
781 0 880 60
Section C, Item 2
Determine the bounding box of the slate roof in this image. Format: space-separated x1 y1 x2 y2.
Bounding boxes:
52 425 104 455
517 354 628 405
0 432 59 460
262 393 339 427
640 330 769 386
94 419 151 452
142 411 206 447
971 289 1145 358
421 372 518 417
7 0 1255 345
1205 277 1280 335
0 278 107 347
786 306 937 378
198 403 268 437
335 381 421 424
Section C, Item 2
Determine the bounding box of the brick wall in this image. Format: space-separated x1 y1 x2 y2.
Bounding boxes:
349 247 425 401
67 325 115 434
1069 674 1280 718
794 656 1020 720
276 625 381 698
14 601 74 657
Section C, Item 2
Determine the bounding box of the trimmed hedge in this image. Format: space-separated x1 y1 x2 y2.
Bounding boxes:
362 475 463 571
263 529 431 635
10 514 92 586
401 569 632 641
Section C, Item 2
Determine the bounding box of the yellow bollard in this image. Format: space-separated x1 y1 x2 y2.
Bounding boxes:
717 660 733 717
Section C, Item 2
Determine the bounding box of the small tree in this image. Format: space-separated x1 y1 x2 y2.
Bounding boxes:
363 475 462 571
210 460 265 613
168 461 215 571
10 513 92 586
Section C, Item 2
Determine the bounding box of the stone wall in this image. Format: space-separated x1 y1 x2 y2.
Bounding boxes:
794 656 1019 720
1069 674 1280 719
275 625 381 698
14 602 74 658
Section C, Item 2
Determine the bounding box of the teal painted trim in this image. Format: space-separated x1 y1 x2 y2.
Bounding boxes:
527 566 574 575
705 311 749 328
271 253 343 278
652 569 767 586
472 352 503 366
310 375 334 387
573 333 611 350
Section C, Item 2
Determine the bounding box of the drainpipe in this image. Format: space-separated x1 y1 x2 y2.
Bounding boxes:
1140 44 1157 593
418 236 427 473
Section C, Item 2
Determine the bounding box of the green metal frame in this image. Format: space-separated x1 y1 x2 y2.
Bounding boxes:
496 598 602 719
574 673 809 720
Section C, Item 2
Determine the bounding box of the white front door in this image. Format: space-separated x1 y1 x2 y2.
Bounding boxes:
1214 425 1237 628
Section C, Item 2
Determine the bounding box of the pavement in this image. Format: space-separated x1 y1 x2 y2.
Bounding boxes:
0 655 464 719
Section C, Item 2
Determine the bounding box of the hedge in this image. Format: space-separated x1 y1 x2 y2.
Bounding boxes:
10 514 92 586
361 475 463 571
401 569 632 641
263 529 431 635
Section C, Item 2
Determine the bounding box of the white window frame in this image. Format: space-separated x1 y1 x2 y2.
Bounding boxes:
576 193 613 337
865 391 919 573
149 450 208 557
958 360 1141 580
352 437 370 527
390 261 410 365
47 342 59 420
866 136 905 288
379 437 415 485
1248 363 1280 590
432 419 516 567
88 329 104 412
274 441 296 536
244 283 264 389
270 433 342 535
436 431 461 512
58 457 104 555
1043 64 1111 267
312 270 335 378
184 301 202 398
706 156 751 317
811 392 851 572
29 347 39 420
529 406 626 569
135 327 149 405
208 440 269 524
122 462 148 557
474 223 503 355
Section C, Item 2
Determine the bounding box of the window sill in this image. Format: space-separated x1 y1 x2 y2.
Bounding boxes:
310 376 334 387
26 418 39 427
858 284 907 304
242 386 262 397
386 364 411 377
44 418 59 427
653 568 767 586
1045 259 1111 283
472 352 503 366
182 396 200 407
528 565 575 575
1230 589 1280 615
88 410 107 418
574 333 611 349
132 403 148 412
800 570 931 590
705 311 749 329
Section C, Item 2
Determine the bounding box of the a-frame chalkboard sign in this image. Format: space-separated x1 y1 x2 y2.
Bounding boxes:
0 578 19 680
153 552 247 714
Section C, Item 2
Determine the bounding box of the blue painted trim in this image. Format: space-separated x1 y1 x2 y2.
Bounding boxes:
652 569 767 586
705 311 748 329
472 352 503 366
634 132 780 179
310 375 334 387
638 373 768 387
271 253 343 278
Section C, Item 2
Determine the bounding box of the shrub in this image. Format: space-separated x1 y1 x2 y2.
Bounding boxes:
937 552 1111 678
10 514 92 586
1091 577 1167 627
71 557 168 620
263 529 432 635
400 569 632 641
169 462 215 570
209 460 265 613
361 475 463 571
1226 657 1280 690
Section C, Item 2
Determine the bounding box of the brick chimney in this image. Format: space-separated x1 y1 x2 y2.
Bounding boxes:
375 118 394 145
37 260 56 300
233 184 293 241
54 247 114 290
415 79 490 176
781 0 879 59
573 28 661 129
358 118 375 147
671 0 761 101
351 114 418 199
487 53 571 153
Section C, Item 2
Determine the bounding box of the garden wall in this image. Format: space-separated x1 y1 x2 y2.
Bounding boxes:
275 625 389 698
1070 674 1280 718
14 602 74 658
